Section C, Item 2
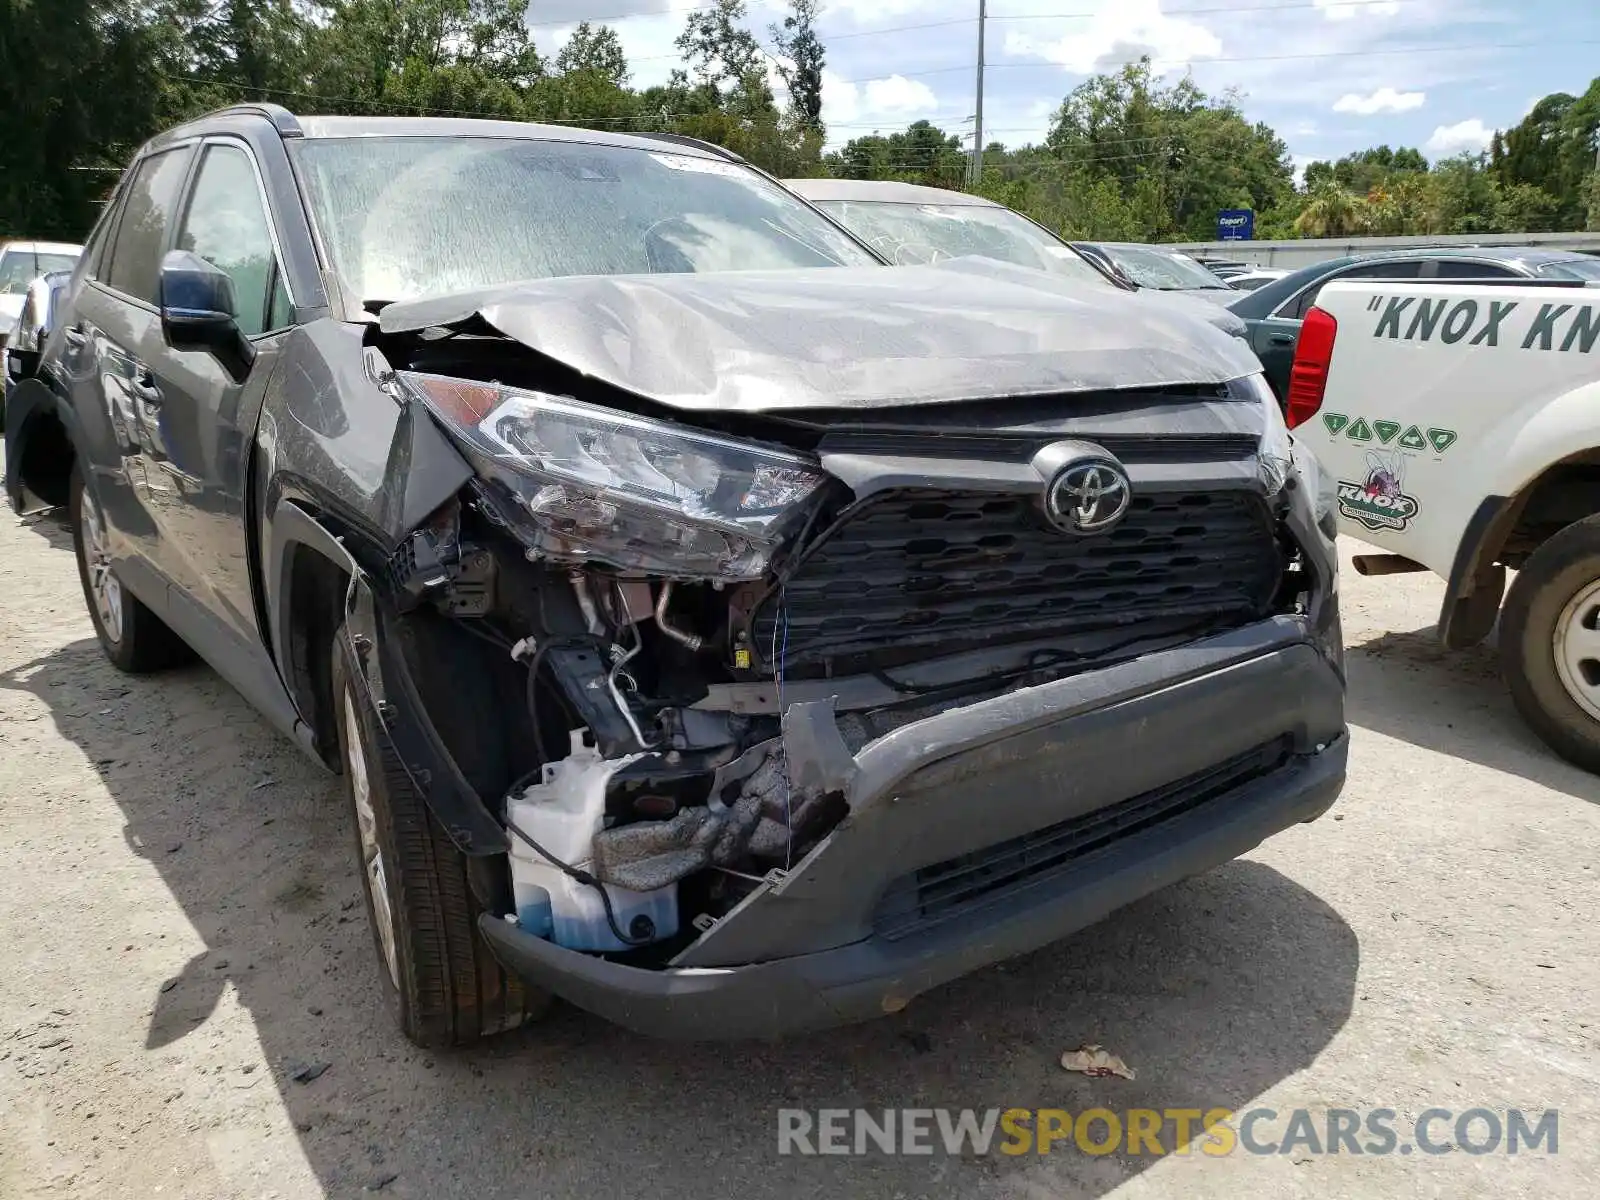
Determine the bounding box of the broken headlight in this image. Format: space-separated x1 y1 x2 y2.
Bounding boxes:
398 372 827 579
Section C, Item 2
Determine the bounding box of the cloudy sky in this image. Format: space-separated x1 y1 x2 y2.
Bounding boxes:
529 0 1599 175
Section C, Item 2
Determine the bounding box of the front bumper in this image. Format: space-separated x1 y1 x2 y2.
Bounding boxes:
480 614 1346 1039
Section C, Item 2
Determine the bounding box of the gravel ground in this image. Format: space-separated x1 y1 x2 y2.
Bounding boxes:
1 498 1597 1200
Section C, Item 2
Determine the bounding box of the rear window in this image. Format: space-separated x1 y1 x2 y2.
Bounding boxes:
1537 258 1600 282
106 149 192 305
815 199 1110 286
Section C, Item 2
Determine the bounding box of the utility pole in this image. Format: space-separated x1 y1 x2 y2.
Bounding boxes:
969 0 986 187
1589 136 1600 233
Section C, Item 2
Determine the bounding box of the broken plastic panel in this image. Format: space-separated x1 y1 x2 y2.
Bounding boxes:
397 371 826 579
506 731 679 952
1239 371 1295 497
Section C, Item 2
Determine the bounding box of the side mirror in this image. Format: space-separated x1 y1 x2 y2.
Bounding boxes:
159 250 254 381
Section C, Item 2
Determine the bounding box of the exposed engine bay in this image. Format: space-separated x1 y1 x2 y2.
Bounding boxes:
361 318 1319 966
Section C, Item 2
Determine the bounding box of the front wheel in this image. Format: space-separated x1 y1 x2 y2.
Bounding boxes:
330 628 544 1047
1501 516 1600 773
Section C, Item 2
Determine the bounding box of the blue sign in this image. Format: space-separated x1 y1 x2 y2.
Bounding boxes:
1217 209 1255 240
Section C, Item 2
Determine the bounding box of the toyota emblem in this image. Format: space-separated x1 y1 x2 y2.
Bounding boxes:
1045 458 1132 535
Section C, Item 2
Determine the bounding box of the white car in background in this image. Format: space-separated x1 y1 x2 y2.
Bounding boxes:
783 177 1258 346
1 241 82 428
1225 268 1291 292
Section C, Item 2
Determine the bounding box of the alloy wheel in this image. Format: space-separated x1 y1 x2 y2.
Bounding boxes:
344 689 400 989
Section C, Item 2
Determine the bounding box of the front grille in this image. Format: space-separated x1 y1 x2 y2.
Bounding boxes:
873 738 1293 939
753 488 1282 673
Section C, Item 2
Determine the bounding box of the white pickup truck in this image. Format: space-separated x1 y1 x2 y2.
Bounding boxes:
1292 276 1600 771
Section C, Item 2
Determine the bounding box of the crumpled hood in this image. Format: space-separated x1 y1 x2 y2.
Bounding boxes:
1140 288 1249 333
378 261 1263 413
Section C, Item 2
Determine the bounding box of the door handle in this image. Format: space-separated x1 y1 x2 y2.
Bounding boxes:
1269 332 1296 345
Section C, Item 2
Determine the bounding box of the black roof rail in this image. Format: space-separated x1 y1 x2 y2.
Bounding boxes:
183 102 303 138
628 131 747 163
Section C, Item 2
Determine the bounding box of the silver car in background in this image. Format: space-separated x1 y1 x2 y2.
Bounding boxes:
1 241 81 424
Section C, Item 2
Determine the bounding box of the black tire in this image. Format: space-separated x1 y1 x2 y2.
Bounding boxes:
1501 515 1600 773
330 630 544 1048
69 465 191 673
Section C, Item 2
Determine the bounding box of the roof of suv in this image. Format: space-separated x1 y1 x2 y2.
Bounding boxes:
784 178 1002 207
148 104 741 163
0 241 81 256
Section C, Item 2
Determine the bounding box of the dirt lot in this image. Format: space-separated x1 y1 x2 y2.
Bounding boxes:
1 498 1597 1200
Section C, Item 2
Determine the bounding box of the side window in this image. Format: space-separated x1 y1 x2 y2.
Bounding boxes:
175 144 287 338
1431 260 1517 280
106 150 191 305
79 183 122 281
1286 261 1423 320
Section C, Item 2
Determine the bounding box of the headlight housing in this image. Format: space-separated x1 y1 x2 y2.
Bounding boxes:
1240 372 1294 497
1237 372 1337 540
397 372 827 580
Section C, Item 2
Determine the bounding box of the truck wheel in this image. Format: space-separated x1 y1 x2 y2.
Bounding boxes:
330 629 544 1048
1501 516 1600 773
69 465 191 673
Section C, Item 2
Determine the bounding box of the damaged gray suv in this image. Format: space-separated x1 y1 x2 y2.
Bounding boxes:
5 105 1347 1046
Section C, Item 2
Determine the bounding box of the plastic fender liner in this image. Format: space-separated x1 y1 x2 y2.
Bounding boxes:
1438 494 1513 651
344 575 510 857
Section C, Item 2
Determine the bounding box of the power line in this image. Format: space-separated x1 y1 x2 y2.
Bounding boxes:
835 36 1600 85
991 0 1436 20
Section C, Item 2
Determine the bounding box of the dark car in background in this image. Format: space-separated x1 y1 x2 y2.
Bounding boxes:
1227 246 1600 399
1071 242 1238 302
784 178 1256 345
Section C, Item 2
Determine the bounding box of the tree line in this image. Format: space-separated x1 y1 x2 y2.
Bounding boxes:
3 1 1597 246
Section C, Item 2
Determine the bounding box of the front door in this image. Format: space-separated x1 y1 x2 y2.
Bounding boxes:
136 139 295 650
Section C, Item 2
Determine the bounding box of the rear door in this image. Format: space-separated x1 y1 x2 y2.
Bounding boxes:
1253 260 1427 397
70 144 197 607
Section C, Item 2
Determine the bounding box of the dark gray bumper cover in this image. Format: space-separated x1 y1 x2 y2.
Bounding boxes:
479 615 1346 1039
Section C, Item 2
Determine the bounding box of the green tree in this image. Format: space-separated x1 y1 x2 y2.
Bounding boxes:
1428 153 1501 233
1293 181 1363 237
1044 61 1291 240
0 0 166 238
676 0 767 107
555 22 628 85
1496 181 1562 232
770 0 824 136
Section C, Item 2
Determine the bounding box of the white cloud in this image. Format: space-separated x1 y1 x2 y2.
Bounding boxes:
823 69 939 129
1314 0 1401 19
1002 0 1222 76
1425 117 1495 155
1332 87 1425 115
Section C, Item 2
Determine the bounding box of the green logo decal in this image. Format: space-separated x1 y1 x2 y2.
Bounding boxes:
1346 418 1374 442
1397 425 1428 451
1426 428 1459 454
1374 420 1401 444
1322 413 1350 436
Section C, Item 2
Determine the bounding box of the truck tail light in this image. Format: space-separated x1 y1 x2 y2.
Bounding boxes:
1285 306 1337 430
